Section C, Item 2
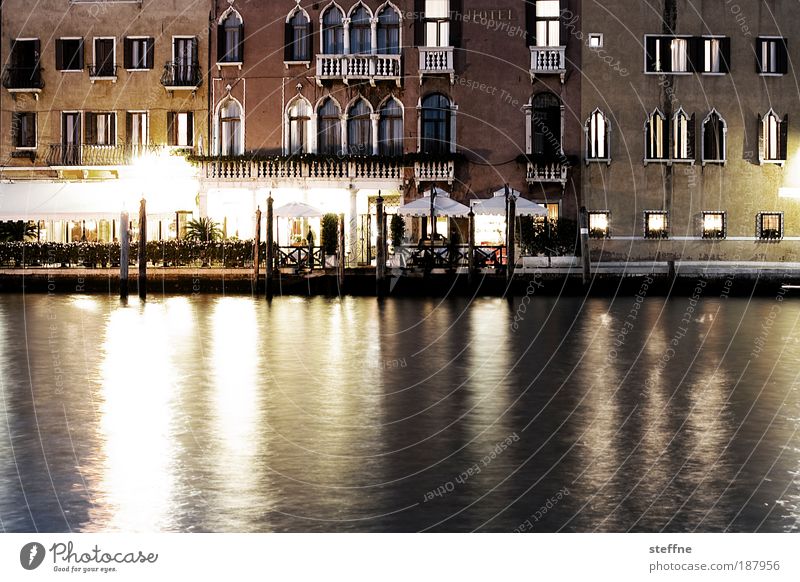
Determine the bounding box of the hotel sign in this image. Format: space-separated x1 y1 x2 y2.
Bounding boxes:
464 9 514 22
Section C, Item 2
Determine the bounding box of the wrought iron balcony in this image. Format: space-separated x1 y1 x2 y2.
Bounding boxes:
316 54 401 87
88 63 118 81
418 47 454 83
529 46 566 83
2 66 43 93
161 61 201 91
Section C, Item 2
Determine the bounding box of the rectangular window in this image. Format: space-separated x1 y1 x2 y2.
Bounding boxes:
168 112 194 147
588 211 610 238
92 37 116 76
644 211 668 239
758 38 788 74
56 38 84 71
758 213 783 240
126 112 148 146
85 112 116 146
704 38 721 73
702 212 726 239
425 0 450 47
588 34 603 48
546 203 559 221
646 36 690 73
125 37 153 70
12 112 36 148
535 0 561 47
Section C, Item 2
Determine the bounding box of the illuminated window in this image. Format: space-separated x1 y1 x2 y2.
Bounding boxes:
672 108 694 161
167 112 193 147
218 99 242 156
586 109 610 161
425 0 450 48
85 112 116 146
588 211 610 238
757 38 788 75
645 109 667 161
588 34 603 48
702 37 730 73
702 212 725 239
646 36 689 73
760 110 787 164
758 212 783 240
535 1 561 47
644 211 668 239
546 203 559 221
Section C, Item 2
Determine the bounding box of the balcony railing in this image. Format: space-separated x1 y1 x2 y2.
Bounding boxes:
202 157 405 182
316 54 401 86
2 65 43 91
414 159 455 184
526 162 568 184
529 46 566 82
46 144 167 167
418 47 454 82
161 61 201 90
88 63 118 81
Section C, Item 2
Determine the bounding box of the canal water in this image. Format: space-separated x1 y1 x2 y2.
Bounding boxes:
0 292 799 533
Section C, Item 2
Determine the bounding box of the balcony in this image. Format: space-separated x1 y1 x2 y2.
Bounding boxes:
201 157 405 186
88 63 118 83
526 162 568 185
161 61 201 94
414 159 455 184
530 46 566 83
316 54 402 87
46 144 166 167
2 66 43 98
418 47 454 84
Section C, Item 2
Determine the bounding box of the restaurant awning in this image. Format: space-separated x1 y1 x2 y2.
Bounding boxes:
470 188 548 217
397 187 470 217
0 180 197 221
273 201 324 218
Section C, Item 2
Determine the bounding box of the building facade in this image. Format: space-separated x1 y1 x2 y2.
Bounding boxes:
0 0 210 241
581 0 800 262
201 0 581 263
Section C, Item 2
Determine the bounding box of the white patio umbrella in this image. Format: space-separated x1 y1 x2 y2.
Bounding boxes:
470 187 547 216
396 187 470 217
273 201 324 218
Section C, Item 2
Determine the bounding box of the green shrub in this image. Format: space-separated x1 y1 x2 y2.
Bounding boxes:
320 213 339 256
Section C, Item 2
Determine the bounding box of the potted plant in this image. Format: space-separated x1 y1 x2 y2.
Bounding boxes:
320 213 339 267
389 214 405 267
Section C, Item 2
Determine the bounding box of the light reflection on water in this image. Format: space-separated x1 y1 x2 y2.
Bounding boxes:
0 293 799 532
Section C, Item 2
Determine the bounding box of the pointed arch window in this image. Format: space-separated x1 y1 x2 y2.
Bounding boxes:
672 108 695 161
286 10 311 62
348 99 373 155
287 99 311 155
586 109 610 162
760 109 788 164
218 11 243 63
349 5 372 54
218 99 242 156
377 6 401 55
532 92 562 159
379 98 403 156
702 110 726 164
420 93 451 154
645 109 667 161
322 6 345 55
318 98 342 155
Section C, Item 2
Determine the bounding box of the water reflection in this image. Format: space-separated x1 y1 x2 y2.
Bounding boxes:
0 294 798 532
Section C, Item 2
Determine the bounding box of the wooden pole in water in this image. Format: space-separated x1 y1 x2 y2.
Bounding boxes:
253 206 262 287
138 198 147 299
468 208 475 285
507 194 516 284
266 194 274 299
376 192 385 296
579 206 591 285
120 211 129 298
337 212 345 289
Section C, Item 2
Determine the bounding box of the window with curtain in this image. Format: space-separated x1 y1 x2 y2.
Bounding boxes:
318 98 342 155
347 100 372 155
425 0 450 47
379 99 403 156
288 11 310 61
126 112 148 147
761 110 787 162
349 6 372 54
420 93 451 154
288 99 311 154
219 99 242 156
646 110 666 160
586 109 609 160
672 109 693 160
377 7 400 55
322 7 344 54
220 12 243 62
535 0 560 47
